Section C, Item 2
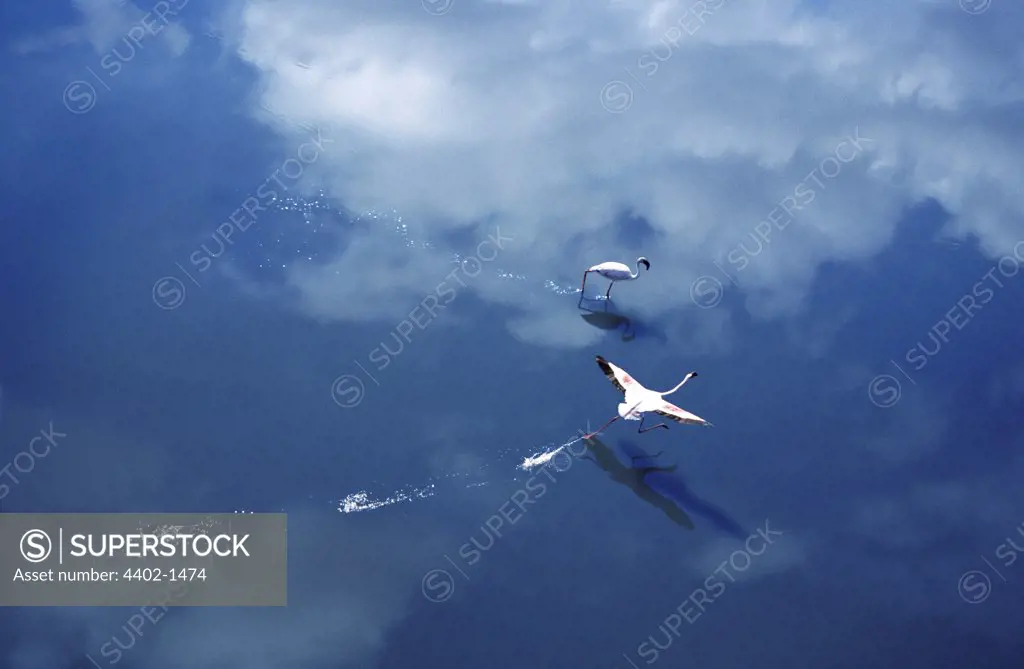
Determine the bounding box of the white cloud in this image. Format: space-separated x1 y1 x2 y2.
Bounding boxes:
215 0 1024 347
863 389 949 465
686 518 806 581
1 504 448 669
12 0 190 57
839 448 1024 614
141 509 444 669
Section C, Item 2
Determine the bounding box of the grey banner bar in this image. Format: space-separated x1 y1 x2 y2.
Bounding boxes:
1 513 286 606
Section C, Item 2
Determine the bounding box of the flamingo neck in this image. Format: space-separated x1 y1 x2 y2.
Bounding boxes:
659 376 692 396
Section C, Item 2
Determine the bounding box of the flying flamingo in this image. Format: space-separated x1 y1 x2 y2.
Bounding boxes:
581 257 650 299
583 355 713 439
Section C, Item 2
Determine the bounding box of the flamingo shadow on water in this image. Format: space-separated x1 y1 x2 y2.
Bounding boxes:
615 439 748 540
577 431 695 530
576 295 667 344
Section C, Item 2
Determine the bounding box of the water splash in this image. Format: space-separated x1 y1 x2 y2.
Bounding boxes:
337 485 437 514
517 430 592 471
252 194 582 297
519 445 568 471
335 430 588 514
134 510 264 535
136 516 220 537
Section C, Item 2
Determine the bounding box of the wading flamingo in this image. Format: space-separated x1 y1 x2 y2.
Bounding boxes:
581 257 650 299
583 355 712 439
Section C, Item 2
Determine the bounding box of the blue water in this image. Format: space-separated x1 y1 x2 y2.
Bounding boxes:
2 1 1023 668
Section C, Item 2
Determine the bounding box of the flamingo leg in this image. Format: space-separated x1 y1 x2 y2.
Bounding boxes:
605 281 614 299
583 414 620 440
580 270 590 295
638 414 669 433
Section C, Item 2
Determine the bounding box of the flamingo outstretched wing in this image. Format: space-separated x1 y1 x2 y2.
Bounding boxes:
653 401 713 427
595 356 639 394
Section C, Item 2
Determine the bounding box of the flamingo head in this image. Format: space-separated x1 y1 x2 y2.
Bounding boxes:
638 257 650 271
